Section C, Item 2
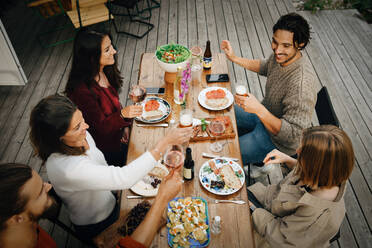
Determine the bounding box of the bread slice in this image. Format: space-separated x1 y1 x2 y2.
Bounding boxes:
220 164 241 189
205 97 229 108
142 109 163 120
148 163 169 178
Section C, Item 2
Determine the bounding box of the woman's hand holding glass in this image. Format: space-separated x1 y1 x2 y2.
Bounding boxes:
121 105 143 118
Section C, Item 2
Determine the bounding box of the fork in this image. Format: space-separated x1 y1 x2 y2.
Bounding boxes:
214 200 246 205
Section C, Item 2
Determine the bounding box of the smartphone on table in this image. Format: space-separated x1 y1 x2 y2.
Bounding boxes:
206 74 230 83
146 87 165 95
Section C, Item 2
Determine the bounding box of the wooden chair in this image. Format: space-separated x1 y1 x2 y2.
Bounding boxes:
66 0 113 28
27 0 75 47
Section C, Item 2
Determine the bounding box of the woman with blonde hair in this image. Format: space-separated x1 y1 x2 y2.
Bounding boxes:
248 125 354 248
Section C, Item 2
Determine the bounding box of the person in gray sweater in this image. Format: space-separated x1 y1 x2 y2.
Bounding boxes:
221 13 317 177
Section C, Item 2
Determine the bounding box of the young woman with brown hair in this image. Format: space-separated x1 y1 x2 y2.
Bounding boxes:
248 125 354 247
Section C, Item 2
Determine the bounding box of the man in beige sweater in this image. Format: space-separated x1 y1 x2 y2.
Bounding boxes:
221 13 317 177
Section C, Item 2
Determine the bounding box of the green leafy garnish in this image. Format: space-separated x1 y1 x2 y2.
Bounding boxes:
201 118 207 131
203 166 213 173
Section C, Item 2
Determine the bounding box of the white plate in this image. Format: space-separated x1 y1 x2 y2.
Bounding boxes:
199 158 245 195
130 163 169 197
198 87 234 111
135 97 171 123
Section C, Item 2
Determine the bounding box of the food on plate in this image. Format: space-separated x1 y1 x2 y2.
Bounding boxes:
220 164 242 189
144 99 160 111
208 119 226 136
205 89 226 99
192 125 209 139
156 43 191 64
210 180 225 189
208 160 220 175
143 99 163 120
167 197 209 247
118 201 151 236
148 163 169 178
213 116 231 128
205 89 229 108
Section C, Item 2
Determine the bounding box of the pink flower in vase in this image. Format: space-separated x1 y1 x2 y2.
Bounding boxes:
179 63 191 99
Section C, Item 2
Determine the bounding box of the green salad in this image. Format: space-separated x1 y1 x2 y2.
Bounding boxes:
156 43 191 64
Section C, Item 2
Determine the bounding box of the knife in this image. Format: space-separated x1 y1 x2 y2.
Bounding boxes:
202 152 239 162
127 195 144 199
136 123 169 127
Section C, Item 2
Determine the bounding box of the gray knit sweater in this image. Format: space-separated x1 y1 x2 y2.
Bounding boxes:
259 53 317 155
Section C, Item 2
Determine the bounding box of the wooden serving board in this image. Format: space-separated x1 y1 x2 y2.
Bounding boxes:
190 116 236 142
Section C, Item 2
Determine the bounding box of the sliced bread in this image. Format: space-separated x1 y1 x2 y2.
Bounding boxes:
220 164 241 189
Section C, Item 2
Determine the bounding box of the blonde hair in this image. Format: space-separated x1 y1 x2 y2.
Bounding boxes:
296 125 354 188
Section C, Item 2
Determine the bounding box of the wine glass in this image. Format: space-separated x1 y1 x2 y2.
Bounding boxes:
208 120 227 153
164 145 185 168
129 85 147 105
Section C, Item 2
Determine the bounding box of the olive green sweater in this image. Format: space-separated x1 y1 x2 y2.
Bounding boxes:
259 53 317 155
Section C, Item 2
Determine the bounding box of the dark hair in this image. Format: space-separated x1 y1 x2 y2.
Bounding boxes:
273 13 311 50
296 125 354 188
0 163 33 231
64 28 123 95
30 94 85 162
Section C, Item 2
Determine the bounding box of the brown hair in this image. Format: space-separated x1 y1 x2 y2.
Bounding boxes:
296 125 354 189
30 94 85 162
0 163 33 231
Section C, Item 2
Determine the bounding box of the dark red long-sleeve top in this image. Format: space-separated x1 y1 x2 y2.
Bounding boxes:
68 82 132 153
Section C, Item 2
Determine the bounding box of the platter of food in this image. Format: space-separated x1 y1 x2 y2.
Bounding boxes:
167 197 210 248
198 87 233 111
199 158 245 195
191 116 235 142
135 96 171 123
130 162 169 197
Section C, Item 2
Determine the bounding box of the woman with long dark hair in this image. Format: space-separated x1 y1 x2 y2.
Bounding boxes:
65 29 141 166
29 95 192 242
248 125 354 247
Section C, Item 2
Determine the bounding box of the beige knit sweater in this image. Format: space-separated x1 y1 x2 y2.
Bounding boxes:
259 53 317 155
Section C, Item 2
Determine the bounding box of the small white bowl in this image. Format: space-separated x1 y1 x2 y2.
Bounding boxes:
155 45 191 73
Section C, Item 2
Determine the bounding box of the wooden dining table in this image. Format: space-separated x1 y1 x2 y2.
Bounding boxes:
94 53 255 248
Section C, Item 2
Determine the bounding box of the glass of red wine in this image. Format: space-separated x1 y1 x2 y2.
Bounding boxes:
164 145 184 168
129 85 147 105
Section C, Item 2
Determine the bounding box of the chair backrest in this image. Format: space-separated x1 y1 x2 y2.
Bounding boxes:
315 86 340 127
48 188 90 245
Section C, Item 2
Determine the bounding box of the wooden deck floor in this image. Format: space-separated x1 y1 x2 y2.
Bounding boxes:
1 0 371 247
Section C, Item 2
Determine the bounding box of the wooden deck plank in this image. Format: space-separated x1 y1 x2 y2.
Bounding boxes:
195 0 207 48
319 10 372 114
168 0 178 44
213 0 236 89
0 18 66 159
237 0 265 97
145 0 161 52
221 0 245 85
344 9 372 57
333 10 372 88
205 0 219 53
186 0 198 48
178 0 188 47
